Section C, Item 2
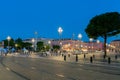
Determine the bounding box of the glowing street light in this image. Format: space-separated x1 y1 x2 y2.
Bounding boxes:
89 38 93 53
48 40 51 44
57 27 63 54
15 44 18 47
58 27 63 36
78 34 82 40
32 38 35 51
7 36 11 53
78 33 82 52
89 38 93 42
15 44 18 52
48 40 52 52
97 40 100 51
32 38 35 43
34 31 38 52
58 27 63 48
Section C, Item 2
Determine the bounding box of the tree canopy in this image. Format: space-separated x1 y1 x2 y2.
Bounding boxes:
85 12 120 57
37 41 44 51
15 38 23 49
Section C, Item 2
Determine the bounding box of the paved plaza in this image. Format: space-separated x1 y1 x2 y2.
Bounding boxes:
0 52 120 80
7 52 120 64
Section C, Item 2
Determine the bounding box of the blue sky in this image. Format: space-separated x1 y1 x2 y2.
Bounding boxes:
0 0 120 43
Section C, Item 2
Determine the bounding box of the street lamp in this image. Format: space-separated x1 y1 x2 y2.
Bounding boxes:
48 40 51 44
89 38 93 53
34 31 38 52
97 40 100 51
89 38 93 42
15 44 18 52
58 27 63 52
7 36 11 53
58 27 63 40
32 38 35 51
15 44 18 47
48 40 51 52
78 33 82 52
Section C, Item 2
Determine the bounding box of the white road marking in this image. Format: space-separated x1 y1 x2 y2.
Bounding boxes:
6 67 10 71
31 67 36 69
56 74 65 78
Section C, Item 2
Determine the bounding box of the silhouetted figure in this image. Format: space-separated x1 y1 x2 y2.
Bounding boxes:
115 55 118 60
84 54 86 59
64 55 66 61
90 56 93 63
76 54 78 62
108 57 111 64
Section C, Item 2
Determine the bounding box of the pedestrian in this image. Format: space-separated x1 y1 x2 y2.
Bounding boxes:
64 55 66 61
84 54 86 59
108 57 111 64
90 56 93 63
76 54 78 62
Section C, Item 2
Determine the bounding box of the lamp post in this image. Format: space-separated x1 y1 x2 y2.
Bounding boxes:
89 38 93 53
58 27 63 53
32 38 35 52
97 40 100 51
15 44 18 52
72 33 75 53
7 36 11 53
78 33 82 52
15 44 18 47
58 27 63 40
48 40 51 52
34 31 38 52
48 40 51 45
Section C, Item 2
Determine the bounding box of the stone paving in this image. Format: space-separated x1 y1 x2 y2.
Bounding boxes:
7 52 120 65
3 52 120 80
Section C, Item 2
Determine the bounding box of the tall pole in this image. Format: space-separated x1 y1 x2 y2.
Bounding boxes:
89 38 93 53
32 38 35 51
78 33 82 52
58 27 63 51
72 33 75 52
97 40 100 51
7 36 11 53
34 31 38 52
48 40 51 52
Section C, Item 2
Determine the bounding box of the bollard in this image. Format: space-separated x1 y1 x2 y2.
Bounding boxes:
90 56 93 63
84 54 86 59
76 54 78 62
108 57 111 64
64 55 66 61
115 55 118 60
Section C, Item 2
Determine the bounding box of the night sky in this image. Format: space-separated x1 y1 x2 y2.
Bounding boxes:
0 0 120 43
